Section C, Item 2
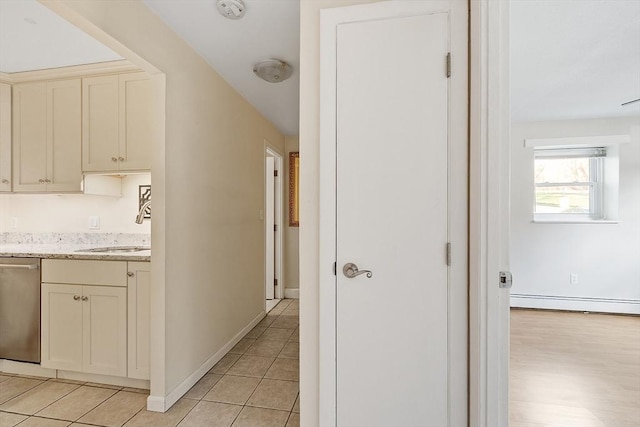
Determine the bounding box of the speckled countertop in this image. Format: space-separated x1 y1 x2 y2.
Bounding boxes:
0 233 151 262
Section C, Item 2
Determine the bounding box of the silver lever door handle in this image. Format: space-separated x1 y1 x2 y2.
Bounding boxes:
343 263 373 279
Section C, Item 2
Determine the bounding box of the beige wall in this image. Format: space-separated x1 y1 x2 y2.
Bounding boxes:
299 0 381 424
0 174 151 234
44 0 285 405
284 135 300 290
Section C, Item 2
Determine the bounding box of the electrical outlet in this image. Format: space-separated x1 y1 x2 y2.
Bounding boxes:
570 273 579 285
89 216 100 230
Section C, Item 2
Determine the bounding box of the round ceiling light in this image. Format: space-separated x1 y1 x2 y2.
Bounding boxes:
253 59 293 83
216 0 245 20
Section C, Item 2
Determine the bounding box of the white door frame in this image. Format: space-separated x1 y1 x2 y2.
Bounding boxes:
266 144 284 301
319 1 468 425
469 0 511 426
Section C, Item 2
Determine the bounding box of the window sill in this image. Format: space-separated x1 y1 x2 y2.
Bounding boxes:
532 219 620 224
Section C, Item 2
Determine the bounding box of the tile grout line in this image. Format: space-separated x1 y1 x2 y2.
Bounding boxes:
2 299 300 427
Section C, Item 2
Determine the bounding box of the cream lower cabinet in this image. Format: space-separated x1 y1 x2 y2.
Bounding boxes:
41 260 128 377
42 283 127 377
127 262 151 380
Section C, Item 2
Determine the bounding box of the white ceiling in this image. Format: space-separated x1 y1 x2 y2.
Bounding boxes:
0 0 122 73
511 0 640 122
143 0 300 136
0 0 637 133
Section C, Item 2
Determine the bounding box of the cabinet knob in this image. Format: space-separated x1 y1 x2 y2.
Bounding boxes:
45 179 51 183
81 296 88 301
73 295 80 301
1 179 9 184
38 179 44 184
127 272 135 277
119 157 125 162
112 157 118 162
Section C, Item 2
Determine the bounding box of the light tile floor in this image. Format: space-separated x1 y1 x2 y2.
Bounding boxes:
0 299 300 427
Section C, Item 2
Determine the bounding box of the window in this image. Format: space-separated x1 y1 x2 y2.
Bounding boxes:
534 147 606 219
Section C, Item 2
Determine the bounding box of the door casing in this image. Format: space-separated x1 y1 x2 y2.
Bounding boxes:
265 144 284 302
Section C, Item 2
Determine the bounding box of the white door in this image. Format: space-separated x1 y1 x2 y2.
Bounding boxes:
265 156 275 300
336 12 450 426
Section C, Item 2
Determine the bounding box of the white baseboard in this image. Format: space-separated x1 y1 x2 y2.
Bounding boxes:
284 288 299 299
0 360 149 390
146 395 166 412
0 359 56 378
58 370 149 389
511 294 640 315
146 310 266 413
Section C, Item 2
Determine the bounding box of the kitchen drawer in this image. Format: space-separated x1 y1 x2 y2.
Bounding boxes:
42 259 127 287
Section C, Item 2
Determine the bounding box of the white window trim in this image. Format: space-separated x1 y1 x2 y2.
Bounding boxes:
524 134 630 148
533 147 607 222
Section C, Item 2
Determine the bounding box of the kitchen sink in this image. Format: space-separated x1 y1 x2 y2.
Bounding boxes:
77 246 151 253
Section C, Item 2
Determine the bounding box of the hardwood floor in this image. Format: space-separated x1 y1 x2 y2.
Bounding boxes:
510 308 640 427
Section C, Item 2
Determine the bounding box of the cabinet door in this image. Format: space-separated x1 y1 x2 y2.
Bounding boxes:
12 82 47 191
119 73 152 171
41 283 84 372
82 75 119 172
47 79 82 192
0 83 11 192
127 262 151 380
82 285 127 377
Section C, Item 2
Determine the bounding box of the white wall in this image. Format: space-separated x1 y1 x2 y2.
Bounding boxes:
510 117 640 314
285 135 299 292
0 174 151 234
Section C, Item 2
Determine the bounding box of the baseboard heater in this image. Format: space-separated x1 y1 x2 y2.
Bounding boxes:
511 293 640 315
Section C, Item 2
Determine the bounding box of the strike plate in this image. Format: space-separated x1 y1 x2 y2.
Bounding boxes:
499 271 513 289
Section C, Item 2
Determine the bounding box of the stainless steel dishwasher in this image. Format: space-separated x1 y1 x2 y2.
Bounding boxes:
0 257 41 363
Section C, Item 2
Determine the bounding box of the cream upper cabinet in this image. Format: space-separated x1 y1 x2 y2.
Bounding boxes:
12 79 82 192
83 72 152 172
119 73 153 171
0 83 11 192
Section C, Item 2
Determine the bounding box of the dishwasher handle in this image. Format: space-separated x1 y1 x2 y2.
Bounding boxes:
0 263 39 270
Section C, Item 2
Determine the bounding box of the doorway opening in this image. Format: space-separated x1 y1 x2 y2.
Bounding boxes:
265 146 284 313
508 1 640 425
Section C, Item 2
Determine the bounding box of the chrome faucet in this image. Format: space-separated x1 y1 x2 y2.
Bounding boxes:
135 200 151 224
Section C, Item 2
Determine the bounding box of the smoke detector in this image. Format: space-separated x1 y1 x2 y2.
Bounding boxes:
216 0 245 20
253 59 293 83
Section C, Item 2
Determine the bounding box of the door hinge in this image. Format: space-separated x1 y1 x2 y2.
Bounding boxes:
446 242 451 266
274 170 278 177
274 224 277 231
333 262 337 276
274 279 278 287
446 52 451 78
